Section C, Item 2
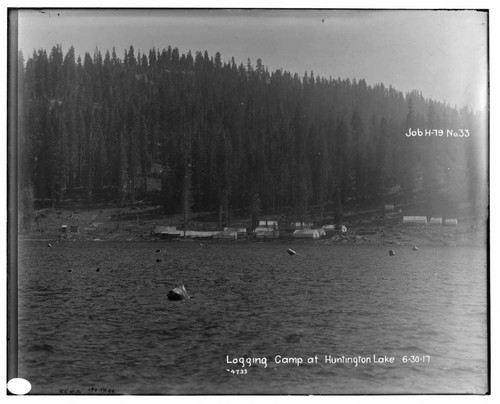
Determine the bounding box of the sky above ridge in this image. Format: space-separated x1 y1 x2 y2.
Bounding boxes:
15 8 488 111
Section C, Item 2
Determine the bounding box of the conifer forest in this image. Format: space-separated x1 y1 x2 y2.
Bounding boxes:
16 45 488 225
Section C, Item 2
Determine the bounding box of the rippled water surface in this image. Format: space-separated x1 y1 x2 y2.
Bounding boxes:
17 240 488 394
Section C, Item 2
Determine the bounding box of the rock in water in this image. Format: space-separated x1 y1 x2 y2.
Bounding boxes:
167 285 190 301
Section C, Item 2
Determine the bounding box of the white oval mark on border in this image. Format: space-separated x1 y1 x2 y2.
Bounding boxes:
7 378 32 395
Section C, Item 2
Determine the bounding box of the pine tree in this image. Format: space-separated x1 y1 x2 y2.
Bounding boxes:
182 162 193 237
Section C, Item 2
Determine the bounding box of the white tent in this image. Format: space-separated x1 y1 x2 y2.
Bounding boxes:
255 228 278 238
258 220 278 229
430 217 443 225
444 219 458 226
293 229 320 239
403 216 427 225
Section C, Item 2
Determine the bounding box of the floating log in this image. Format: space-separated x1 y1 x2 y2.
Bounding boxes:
167 285 190 301
389 250 396 256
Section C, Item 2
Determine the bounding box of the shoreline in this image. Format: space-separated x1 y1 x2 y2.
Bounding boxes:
17 204 488 248
18 227 487 248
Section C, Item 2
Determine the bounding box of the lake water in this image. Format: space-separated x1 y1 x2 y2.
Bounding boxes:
16 240 488 394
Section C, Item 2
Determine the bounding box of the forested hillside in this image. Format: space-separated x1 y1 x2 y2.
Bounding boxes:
17 45 487 226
